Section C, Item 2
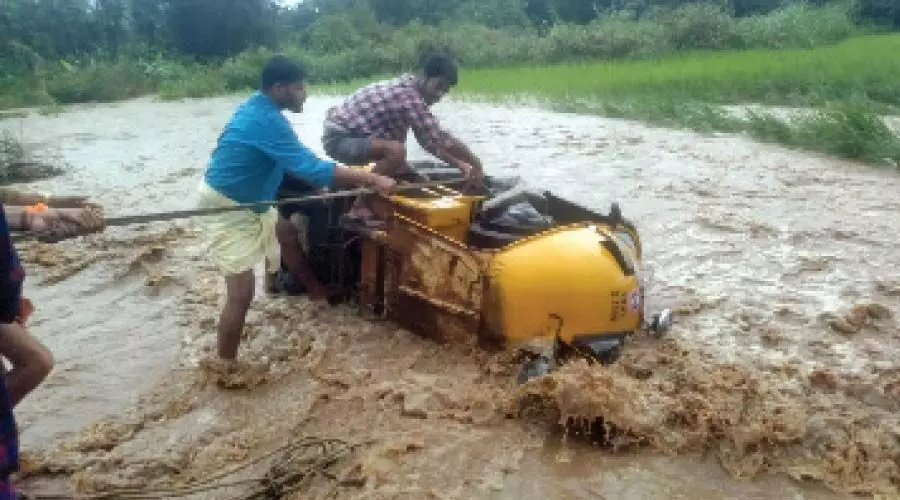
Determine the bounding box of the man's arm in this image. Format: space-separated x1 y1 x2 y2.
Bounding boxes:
5 204 105 241
4 206 29 231
332 165 396 194
257 116 395 195
256 116 339 190
405 99 467 168
0 187 41 206
404 99 482 177
0 187 91 208
446 136 483 172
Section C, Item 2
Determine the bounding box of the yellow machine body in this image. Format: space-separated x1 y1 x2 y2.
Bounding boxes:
345 163 647 354
482 224 643 346
349 163 482 243
388 192 482 243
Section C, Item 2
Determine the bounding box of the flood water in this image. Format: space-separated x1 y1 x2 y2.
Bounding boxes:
2 94 899 499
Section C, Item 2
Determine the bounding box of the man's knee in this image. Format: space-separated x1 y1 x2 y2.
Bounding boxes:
32 343 54 381
371 140 407 176
0 323 54 386
384 141 405 162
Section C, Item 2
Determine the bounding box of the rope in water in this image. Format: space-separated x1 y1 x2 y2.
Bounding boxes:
25 436 361 500
11 177 468 243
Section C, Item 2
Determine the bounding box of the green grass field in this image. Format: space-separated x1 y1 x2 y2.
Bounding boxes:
456 34 900 107
444 34 900 165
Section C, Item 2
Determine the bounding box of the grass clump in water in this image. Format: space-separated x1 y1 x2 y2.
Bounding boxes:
0 131 66 185
746 103 900 164
546 97 900 165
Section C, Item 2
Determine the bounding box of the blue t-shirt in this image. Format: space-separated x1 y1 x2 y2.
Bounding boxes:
204 91 336 213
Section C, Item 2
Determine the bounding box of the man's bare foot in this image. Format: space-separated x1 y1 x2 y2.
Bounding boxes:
199 357 269 390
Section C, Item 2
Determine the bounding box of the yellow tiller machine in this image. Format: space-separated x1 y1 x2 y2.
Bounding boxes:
274 162 672 382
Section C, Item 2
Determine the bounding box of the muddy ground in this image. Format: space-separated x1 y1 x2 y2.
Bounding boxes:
2 94 899 499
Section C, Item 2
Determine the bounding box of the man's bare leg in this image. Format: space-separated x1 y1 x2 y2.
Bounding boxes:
218 270 255 360
347 138 408 224
369 139 408 178
0 323 54 408
275 217 328 300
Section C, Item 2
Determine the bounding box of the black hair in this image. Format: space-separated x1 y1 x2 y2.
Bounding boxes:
261 54 307 90
418 49 458 86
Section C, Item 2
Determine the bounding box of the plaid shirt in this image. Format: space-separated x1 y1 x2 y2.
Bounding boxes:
325 74 456 156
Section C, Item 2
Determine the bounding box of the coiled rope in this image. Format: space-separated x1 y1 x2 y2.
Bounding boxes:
25 436 361 500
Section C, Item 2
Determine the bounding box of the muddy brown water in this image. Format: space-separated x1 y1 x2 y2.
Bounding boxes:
1 94 899 499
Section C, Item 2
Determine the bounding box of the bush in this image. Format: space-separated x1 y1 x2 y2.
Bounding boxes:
219 47 275 91
157 67 228 100
734 2 856 49
651 3 739 50
41 59 158 104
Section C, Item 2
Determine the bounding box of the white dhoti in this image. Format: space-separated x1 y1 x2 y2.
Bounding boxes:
195 181 280 276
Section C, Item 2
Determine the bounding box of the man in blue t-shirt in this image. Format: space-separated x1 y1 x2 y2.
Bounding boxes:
196 55 397 365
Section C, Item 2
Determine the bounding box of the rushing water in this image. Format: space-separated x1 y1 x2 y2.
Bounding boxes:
2 94 898 499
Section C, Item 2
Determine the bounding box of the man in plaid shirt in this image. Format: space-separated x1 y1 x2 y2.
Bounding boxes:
322 51 483 190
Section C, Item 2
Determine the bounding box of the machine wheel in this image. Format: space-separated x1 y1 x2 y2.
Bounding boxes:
517 356 553 384
649 309 674 337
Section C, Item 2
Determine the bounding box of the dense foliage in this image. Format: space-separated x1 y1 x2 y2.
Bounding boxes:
0 1 883 106
0 0 894 67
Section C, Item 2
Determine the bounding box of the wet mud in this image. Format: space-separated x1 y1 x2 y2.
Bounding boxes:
2 94 899 499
